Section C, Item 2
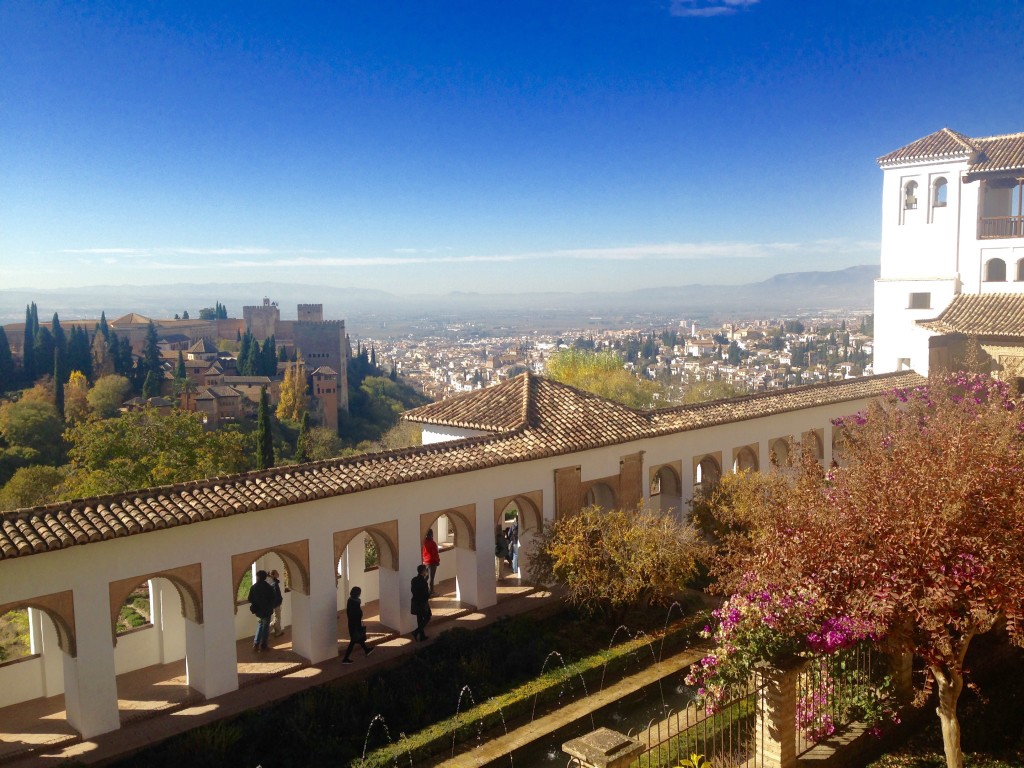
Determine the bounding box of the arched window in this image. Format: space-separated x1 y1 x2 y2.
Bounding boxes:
985 258 1007 282
1017 259 1024 282
903 181 918 210
932 177 947 208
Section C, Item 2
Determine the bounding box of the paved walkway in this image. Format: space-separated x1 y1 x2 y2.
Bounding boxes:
0 576 555 767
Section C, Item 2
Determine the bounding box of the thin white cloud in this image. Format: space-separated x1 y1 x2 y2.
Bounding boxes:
670 0 759 18
100 239 875 271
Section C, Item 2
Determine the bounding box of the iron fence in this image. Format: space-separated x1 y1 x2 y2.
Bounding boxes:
630 676 767 768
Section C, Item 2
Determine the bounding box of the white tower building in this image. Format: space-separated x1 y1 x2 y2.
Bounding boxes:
874 128 1024 376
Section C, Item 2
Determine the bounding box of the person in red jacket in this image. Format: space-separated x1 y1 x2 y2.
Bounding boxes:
422 528 441 595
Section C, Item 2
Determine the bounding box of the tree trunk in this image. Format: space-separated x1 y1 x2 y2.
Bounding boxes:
932 664 965 768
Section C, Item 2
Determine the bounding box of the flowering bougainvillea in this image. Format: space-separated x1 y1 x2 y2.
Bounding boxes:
700 373 1024 768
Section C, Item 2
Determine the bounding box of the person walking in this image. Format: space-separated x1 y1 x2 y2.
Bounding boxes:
410 564 432 641
269 569 285 637
342 586 374 664
422 528 441 595
246 569 275 652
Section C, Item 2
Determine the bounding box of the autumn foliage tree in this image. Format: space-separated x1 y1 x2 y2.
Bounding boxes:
697 373 1024 768
545 349 663 410
529 505 706 622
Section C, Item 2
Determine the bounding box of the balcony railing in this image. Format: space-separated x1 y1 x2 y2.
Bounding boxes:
979 216 1024 238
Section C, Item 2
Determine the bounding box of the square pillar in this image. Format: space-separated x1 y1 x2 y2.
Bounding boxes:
291 534 338 664
454 545 481 608
64 585 120 738
377 565 406 632
756 662 801 768
184 558 238 699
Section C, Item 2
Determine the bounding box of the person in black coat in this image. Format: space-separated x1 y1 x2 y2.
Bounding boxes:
410 564 431 641
342 586 374 663
246 570 275 651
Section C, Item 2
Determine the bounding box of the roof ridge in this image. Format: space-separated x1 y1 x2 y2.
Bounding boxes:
939 127 979 152
974 131 1024 141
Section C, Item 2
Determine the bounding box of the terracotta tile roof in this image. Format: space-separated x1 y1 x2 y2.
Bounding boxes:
877 128 977 167
0 371 923 561
969 132 1024 175
917 293 1024 335
878 128 1024 174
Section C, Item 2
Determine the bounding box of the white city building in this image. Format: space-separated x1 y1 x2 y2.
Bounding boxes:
874 128 1024 377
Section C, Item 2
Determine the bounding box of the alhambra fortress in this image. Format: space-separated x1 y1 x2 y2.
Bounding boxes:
1 128 1024 761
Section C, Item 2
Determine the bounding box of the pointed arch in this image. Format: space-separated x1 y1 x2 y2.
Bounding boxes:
231 540 310 612
422 504 476 551
334 521 399 580
0 590 76 657
108 564 203 643
493 490 543 534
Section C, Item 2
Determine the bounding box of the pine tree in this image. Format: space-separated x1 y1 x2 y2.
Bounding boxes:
182 310 190 319
257 386 274 469
54 349 65 419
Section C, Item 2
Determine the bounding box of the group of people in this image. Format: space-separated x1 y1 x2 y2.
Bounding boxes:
495 518 520 575
248 531 443 661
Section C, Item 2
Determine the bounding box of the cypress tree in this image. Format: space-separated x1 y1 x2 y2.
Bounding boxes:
34 327 55 383
261 335 277 376
0 326 15 392
51 313 67 382
140 322 161 391
175 350 187 380
244 337 260 377
98 311 109 339
238 332 251 374
142 370 158 399
295 412 310 462
54 348 65 419
257 386 274 469
22 304 35 382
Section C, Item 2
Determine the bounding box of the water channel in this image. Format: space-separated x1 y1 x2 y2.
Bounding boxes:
476 669 696 767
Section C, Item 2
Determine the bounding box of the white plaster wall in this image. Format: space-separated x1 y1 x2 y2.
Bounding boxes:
0 655 45 707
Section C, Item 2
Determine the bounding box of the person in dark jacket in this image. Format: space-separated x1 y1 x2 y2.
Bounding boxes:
410 564 431 641
247 569 275 651
342 586 374 663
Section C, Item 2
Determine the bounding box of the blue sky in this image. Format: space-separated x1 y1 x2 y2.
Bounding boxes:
2 1 1023 295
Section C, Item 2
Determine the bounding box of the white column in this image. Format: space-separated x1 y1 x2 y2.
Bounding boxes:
291 535 338 664
64 584 120 738
377 565 405 633
454 545 480 608
184 557 238 699
471 501 498 609
32 608 65 697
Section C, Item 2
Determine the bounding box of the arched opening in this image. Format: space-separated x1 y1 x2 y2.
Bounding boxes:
733 446 759 473
803 430 825 464
903 180 918 210
985 258 1007 282
0 602 76 745
649 465 683 519
422 507 475 601
334 526 400 652
111 575 201 721
694 455 721 494
231 552 305 678
1017 259 1024 282
583 481 616 510
769 437 791 468
932 177 947 208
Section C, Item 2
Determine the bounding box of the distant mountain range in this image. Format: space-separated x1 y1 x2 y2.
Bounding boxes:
0 265 878 335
